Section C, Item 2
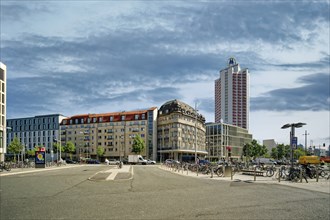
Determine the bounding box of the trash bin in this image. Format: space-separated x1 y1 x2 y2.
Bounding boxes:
224 165 232 177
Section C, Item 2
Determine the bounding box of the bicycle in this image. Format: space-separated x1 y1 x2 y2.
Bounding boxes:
0 162 12 172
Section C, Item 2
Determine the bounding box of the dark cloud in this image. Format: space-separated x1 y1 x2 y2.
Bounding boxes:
2 1 329 119
251 73 330 112
0 3 50 22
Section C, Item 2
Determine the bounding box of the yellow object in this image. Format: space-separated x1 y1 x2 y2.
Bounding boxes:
298 156 320 165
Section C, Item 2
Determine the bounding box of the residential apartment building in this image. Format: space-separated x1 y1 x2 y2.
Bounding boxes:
157 99 207 162
206 122 252 161
61 107 158 161
215 57 250 129
0 62 7 162
6 114 66 160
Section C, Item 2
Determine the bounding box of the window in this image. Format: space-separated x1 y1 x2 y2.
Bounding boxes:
93 118 97 123
135 114 139 120
99 117 102 122
110 116 113 122
121 115 125 121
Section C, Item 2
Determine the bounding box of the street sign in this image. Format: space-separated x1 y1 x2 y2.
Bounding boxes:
291 137 298 149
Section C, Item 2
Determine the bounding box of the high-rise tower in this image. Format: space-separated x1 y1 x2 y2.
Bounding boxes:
0 62 7 162
215 57 249 129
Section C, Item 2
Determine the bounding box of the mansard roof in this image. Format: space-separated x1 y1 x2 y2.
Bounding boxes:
159 99 205 122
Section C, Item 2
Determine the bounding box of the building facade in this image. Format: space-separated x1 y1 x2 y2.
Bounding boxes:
0 62 7 162
157 100 207 162
6 114 66 161
215 57 250 129
263 139 277 153
206 122 252 161
61 107 158 161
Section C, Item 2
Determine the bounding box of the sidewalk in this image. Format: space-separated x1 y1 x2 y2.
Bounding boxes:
159 165 330 194
0 164 133 181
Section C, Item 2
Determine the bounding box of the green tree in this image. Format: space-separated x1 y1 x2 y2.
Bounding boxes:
8 136 24 162
271 147 278 159
294 148 306 159
132 135 145 154
96 146 105 161
64 141 75 159
276 144 290 159
242 140 268 160
53 142 64 156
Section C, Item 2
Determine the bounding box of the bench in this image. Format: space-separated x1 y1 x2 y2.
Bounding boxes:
241 169 264 176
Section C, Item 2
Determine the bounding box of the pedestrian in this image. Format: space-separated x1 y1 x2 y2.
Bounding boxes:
105 158 109 165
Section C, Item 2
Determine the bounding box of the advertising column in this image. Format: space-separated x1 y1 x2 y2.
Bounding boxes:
35 147 46 168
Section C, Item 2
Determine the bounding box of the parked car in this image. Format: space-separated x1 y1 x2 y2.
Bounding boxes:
86 159 100 164
147 159 156 165
165 159 180 165
65 159 77 164
320 156 330 164
199 159 210 165
122 158 129 164
109 159 120 165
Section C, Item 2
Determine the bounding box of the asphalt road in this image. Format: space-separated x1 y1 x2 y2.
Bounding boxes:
1 165 329 220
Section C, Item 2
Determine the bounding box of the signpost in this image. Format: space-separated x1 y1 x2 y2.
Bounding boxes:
291 137 298 149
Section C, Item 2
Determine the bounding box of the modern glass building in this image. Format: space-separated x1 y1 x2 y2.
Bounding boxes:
206 122 252 161
6 114 66 161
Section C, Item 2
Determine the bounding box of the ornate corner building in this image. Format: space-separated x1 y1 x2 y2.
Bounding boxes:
157 99 207 162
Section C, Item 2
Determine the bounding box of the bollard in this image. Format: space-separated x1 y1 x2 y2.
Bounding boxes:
278 168 281 183
223 165 225 177
316 165 319 182
231 167 233 180
197 166 199 176
254 166 256 181
211 166 213 178
299 168 303 183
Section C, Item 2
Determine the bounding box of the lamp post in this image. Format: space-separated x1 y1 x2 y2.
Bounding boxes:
194 102 198 164
302 130 309 154
281 122 306 168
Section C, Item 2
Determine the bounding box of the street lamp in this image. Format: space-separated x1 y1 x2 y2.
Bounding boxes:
281 122 306 168
195 107 197 164
302 130 310 153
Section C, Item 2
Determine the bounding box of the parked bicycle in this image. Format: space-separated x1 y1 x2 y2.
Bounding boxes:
0 162 12 172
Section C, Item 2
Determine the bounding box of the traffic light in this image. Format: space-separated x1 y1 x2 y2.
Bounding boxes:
228 148 231 157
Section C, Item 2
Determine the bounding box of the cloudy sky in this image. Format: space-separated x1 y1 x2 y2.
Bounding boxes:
1 0 329 148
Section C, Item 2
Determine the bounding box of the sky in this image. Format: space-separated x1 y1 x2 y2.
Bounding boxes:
1 0 329 148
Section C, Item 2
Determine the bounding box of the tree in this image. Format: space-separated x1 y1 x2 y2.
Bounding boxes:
271 147 278 159
8 136 24 162
274 144 291 159
242 140 268 160
294 148 306 159
96 146 105 161
132 135 145 154
53 142 64 156
64 141 75 159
